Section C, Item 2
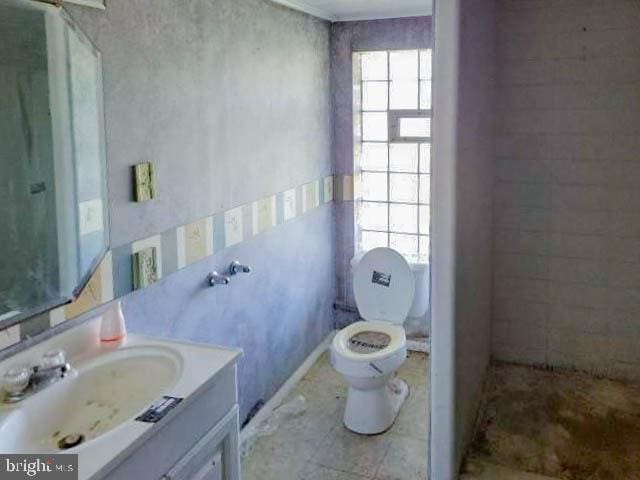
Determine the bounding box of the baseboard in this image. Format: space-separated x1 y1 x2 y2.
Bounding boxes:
240 330 336 445
407 338 430 353
460 363 492 468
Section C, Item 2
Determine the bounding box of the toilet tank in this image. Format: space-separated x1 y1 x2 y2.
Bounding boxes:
407 261 429 318
350 254 430 319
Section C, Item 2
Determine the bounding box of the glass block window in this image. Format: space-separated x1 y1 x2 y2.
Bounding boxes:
354 49 432 263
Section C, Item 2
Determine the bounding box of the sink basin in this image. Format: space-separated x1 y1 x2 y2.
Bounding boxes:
0 325 241 480
0 346 182 453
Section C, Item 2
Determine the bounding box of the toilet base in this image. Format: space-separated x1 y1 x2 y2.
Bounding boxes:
343 375 409 435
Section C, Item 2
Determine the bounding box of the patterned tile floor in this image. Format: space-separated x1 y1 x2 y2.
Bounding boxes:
242 351 429 480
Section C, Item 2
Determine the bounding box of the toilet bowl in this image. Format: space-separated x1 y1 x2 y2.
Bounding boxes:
330 247 415 435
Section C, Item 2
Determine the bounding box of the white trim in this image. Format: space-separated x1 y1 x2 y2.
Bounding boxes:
269 0 431 22
406 338 430 354
429 0 460 478
240 331 336 445
62 0 105 10
334 9 431 22
269 0 337 21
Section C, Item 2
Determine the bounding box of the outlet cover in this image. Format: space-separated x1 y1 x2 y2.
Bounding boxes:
132 247 158 289
133 162 156 202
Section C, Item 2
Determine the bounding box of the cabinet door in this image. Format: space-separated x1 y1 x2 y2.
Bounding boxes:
163 405 239 480
192 450 222 480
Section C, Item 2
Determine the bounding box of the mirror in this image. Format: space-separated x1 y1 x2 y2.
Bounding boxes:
0 0 109 328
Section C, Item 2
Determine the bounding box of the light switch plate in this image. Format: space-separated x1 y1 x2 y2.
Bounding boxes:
133 162 156 202
132 246 158 289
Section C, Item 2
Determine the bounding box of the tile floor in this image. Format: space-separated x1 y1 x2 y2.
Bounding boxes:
242 350 429 480
463 363 640 480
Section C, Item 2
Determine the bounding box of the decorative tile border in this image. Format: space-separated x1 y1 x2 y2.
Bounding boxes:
224 207 244 247
334 174 354 202
323 176 334 203
1 175 341 350
283 188 297 221
0 325 20 351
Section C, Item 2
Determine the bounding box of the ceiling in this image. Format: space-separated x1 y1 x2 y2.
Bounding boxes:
271 0 432 22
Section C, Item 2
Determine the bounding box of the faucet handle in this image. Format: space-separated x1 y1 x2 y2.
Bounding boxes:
40 350 66 369
3 367 30 396
229 260 251 276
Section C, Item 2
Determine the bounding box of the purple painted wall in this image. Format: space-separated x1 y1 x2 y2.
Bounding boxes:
123 205 336 423
1 0 335 427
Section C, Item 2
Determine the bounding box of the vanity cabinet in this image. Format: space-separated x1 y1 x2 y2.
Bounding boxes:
162 406 238 480
95 362 240 480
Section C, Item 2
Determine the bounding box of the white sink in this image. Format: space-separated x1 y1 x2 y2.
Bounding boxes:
0 346 182 453
0 318 241 479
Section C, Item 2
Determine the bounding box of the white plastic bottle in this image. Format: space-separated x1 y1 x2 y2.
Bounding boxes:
100 300 127 342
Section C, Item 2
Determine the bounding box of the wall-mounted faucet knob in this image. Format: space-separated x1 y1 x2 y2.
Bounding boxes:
208 271 230 287
229 260 251 276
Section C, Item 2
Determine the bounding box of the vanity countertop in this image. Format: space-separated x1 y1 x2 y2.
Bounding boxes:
0 317 242 479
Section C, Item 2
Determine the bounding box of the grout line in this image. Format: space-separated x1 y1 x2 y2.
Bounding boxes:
370 441 393 480
498 53 640 64
496 25 640 36
240 332 336 446
495 105 640 113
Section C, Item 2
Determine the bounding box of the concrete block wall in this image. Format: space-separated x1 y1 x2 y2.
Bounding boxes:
492 0 640 381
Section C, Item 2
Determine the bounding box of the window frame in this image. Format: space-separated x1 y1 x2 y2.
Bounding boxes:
353 48 432 264
388 110 431 143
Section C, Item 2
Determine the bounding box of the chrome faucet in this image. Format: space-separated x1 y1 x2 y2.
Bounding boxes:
229 260 251 276
208 271 230 287
2 349 72 403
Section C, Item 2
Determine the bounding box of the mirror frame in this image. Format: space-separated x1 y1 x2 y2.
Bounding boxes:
61 8 110 301
0 1 109 331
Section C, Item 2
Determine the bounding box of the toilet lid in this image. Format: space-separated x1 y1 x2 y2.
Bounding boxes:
353 247 415 324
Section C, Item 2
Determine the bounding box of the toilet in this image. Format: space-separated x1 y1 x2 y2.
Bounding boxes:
330 247 421 435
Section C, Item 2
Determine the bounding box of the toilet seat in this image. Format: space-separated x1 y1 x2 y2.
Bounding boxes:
332 248 415 378
333 321 405 362
331 320 407 379
352 248 415 325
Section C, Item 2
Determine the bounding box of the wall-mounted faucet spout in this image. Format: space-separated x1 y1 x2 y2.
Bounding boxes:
208 271 230 287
